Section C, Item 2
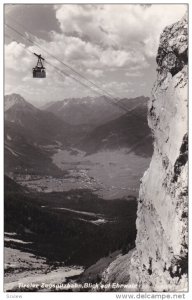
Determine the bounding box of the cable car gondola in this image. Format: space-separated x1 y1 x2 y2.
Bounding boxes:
33 53 46 78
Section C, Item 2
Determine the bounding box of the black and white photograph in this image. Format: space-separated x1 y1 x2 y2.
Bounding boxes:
3 2 188 295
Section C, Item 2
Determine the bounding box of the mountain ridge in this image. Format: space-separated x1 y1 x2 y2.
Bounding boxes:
78 97 153 157
42 95 148 126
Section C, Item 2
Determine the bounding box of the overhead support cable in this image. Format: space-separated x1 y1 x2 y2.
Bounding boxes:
5 32 151 155
5 23 141 114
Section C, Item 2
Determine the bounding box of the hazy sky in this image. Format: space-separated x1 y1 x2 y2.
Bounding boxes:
4 4 187 107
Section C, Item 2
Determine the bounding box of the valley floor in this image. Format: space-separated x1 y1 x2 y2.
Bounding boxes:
12 147 150 199
5 146 151 292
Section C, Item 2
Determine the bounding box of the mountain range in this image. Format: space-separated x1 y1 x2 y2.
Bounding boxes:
78 97 153 157
4 94 74 174
4 93 152 174
42 96 124 126
5 94 79 146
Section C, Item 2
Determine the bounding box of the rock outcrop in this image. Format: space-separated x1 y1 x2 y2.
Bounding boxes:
102 14 188 292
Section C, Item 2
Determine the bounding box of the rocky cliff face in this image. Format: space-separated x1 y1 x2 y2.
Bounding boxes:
102 14 188 292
